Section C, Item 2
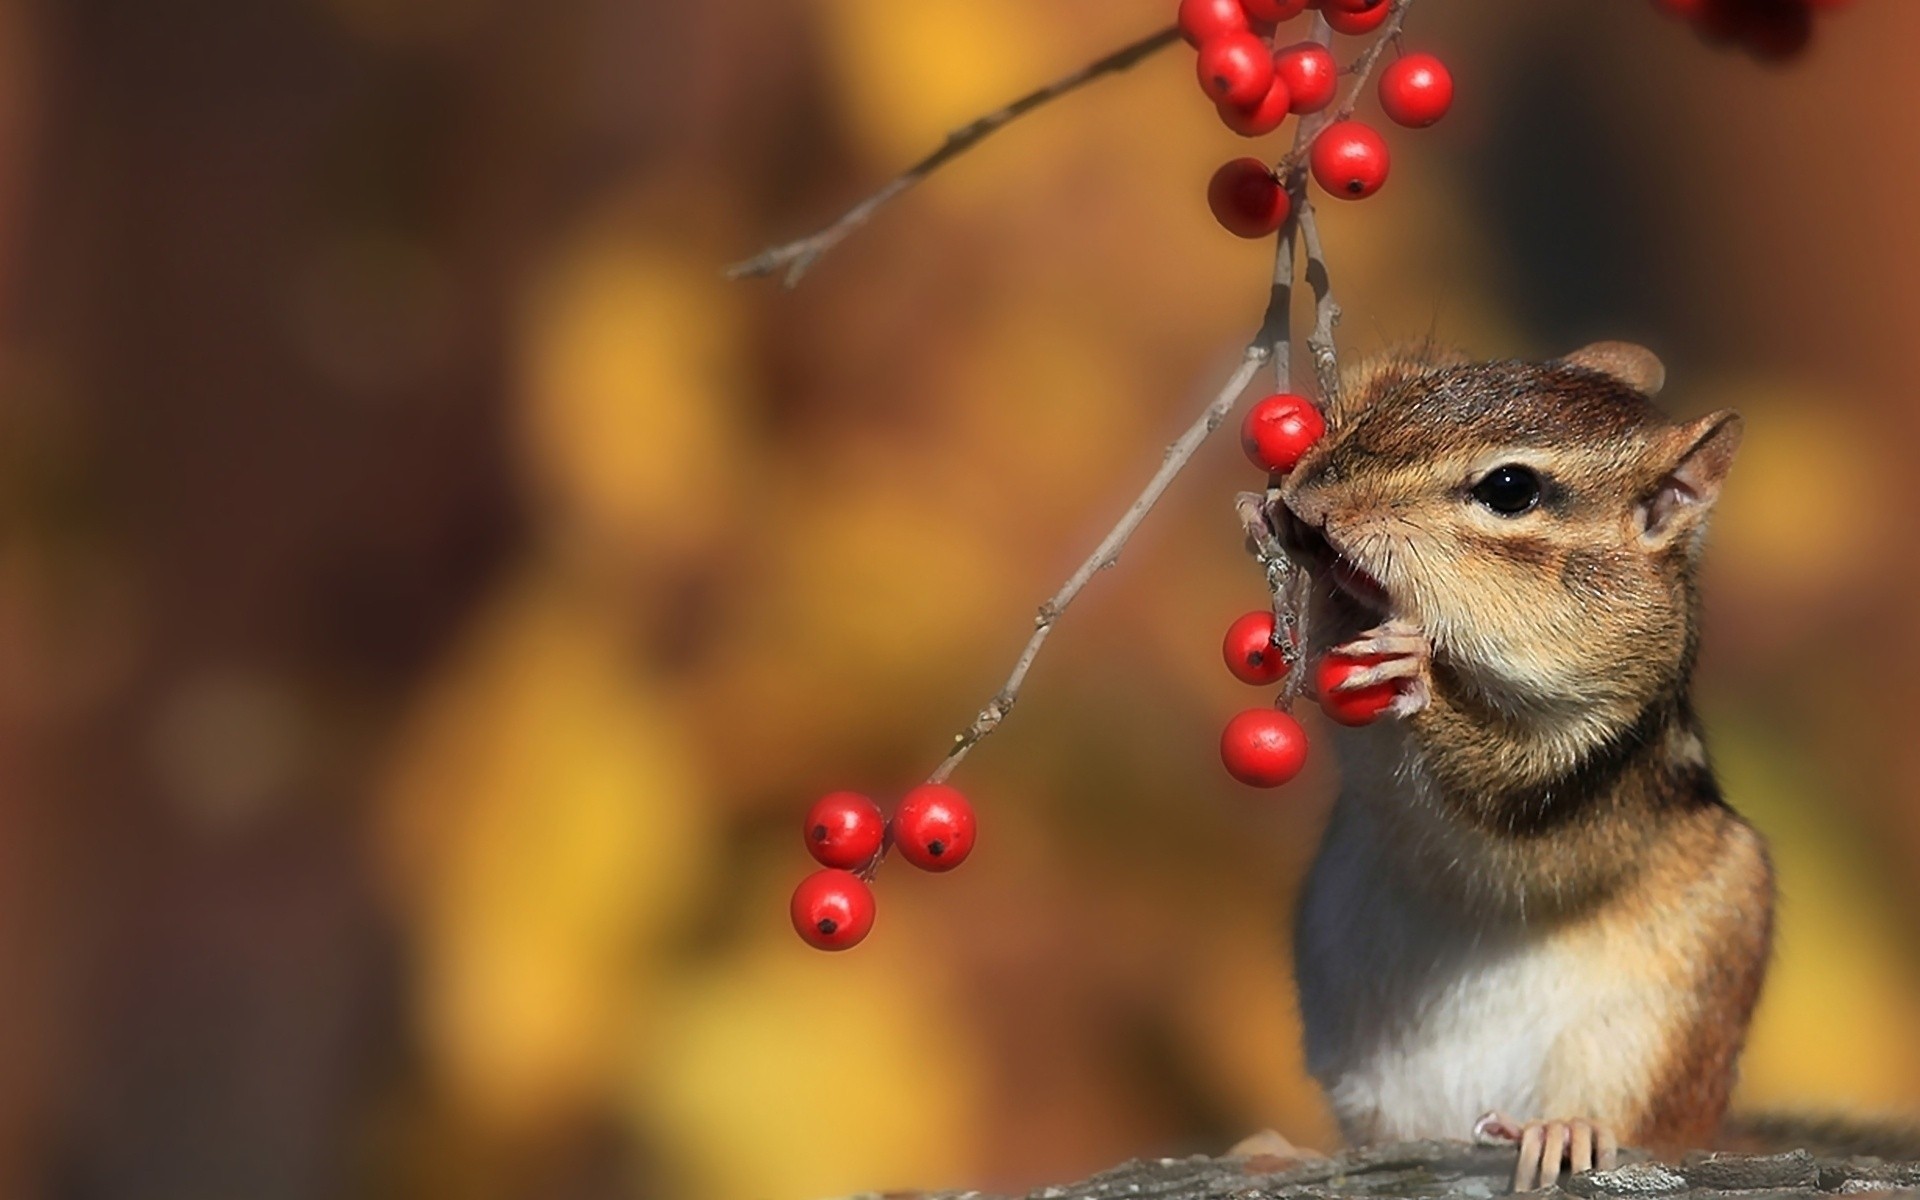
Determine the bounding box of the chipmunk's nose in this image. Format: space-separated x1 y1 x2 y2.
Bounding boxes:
1279 457 1338 527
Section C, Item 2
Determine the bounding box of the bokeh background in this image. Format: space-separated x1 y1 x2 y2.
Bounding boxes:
2 1 1918 1197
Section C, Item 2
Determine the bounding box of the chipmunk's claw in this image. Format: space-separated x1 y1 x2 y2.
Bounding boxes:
1329 618 1432 718
1474 1111 1618 1193
1386 676 1431 718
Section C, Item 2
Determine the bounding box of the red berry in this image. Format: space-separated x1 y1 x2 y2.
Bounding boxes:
1196 31 1277 108
791 869 876 951
1321 0 1385 10
1217 72 1293 137
893 783 976 872
803 790 886 869
1378 53 1453 127
1220 708 1310 787
1310 120 1390 200
1273 42 1337 113
1223 611 1292 685
1240 392 1324 472
1177 0 1250 46
1314 653 1397 726
1323 2 1391 33
1207 158 1290 238
1243 0 1310 19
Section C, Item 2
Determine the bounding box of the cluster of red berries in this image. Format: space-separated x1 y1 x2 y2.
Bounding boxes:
1652 0 1851 60
1180 0 1454 239
1216 395 1398 787
790 784 977 951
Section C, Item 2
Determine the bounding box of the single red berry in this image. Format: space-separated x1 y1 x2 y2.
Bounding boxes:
1272 42 1337 113
1196 31 1276 108
893 783 976 872
1310 120 1390 199
1240 393 1325 472
1378 53 1453 128
791 869 877 951
1242 0 1310 19
803 790 886 869
1314 653 1398 726
1207 158 1290 238
1223 611 1292 685
1220 708 1310 787
1323 1 1391 33
1177 0 1250 46
1321 0 1385 11
1217 72 1293 137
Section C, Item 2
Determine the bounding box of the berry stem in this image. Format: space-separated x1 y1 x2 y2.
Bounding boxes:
724 24 1181 289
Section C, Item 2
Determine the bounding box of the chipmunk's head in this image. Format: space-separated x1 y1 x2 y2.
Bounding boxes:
1280 342 1741 726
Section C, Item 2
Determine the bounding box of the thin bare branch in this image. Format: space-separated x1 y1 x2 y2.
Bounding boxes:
1237 490 1306 668
770 2 1418 809
926 344 1271 785
1298 197 1342 406
1274 0 1416 180
727 25 1180 288
1328 0 1416 121
1251 105 1312 656
1257 209 1298 393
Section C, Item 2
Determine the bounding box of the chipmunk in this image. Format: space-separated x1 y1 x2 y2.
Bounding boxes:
1272 342 1774 1191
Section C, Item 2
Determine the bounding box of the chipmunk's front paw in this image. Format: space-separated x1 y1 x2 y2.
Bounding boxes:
1474 1111 1619 1193
1327 618 1432 718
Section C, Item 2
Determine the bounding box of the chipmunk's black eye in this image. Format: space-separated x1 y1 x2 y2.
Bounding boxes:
1471 465 1543 517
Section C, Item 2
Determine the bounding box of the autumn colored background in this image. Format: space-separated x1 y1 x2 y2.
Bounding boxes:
0 1 1916 1197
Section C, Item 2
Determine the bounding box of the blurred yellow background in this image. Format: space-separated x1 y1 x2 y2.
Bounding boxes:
2 1 1919 1198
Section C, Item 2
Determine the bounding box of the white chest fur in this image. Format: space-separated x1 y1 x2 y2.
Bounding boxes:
1293 734 1672 1143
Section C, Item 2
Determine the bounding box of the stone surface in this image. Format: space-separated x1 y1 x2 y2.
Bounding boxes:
842 1140 1920 1200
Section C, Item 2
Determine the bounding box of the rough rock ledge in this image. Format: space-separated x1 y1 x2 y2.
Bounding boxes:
842 1139 1920 1200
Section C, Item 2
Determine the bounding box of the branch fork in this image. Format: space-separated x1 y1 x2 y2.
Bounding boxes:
729 2 1420 784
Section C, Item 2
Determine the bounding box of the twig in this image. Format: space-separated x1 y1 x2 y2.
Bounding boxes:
1256 202 1298 393
1273 0 1416 180
1280 13 1352 409
1237 491 1306 674
727 25 1180 288
1298 198 1342 407
1254 130 1304 656
926 345 1271 785
1239 13 1341 668
1327 0 1416 121
758 1 1414 816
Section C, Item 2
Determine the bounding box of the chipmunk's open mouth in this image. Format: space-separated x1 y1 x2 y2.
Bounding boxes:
1327 553 1390 613
1276 508 1391 618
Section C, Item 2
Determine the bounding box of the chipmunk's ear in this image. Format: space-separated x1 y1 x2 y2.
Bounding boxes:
1561 341 1666 397
1639 410 1742 550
